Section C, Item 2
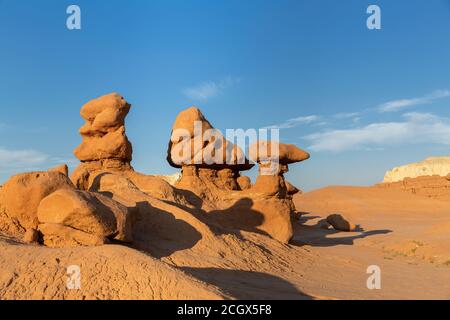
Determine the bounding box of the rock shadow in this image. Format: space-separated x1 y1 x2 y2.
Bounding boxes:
130 201 203 259
291 212 392 247
0 233 23 246
168 197 270 239
181 267 311 300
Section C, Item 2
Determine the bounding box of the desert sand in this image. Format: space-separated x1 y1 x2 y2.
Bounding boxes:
0 93 449 300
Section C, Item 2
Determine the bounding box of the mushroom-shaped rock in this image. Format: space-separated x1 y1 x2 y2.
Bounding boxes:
249 141 310 166
250 141 309 196
167 107 253 171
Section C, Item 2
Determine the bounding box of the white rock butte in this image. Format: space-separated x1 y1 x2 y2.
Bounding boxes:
383 157 450 183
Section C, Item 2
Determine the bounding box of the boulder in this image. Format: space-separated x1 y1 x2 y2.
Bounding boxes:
237 176 252 190
326 214 356 232
80 92 130 132
23 228 39 244
38 223 108 247
0 172 74 230
37 188 133 243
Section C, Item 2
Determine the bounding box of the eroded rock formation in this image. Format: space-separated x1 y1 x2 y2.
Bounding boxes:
166 107 310 243
71 93 133 189
379 174 450 200
70 93 189 205
380 157 450 200
167 107 254 198
383 157 450 183
0 93 311 248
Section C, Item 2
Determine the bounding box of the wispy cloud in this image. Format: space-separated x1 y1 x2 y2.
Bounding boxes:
0 147 49 168
182 76 240 101
333 112 361 119
304 112 450 152
377 90 450 113
263 115 320 129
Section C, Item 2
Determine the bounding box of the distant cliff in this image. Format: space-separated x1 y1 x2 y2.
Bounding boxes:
383 157 450 183
380 157 450 200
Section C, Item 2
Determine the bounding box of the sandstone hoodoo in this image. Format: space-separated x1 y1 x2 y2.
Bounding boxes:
242 141 310 242
167 107 254 194
70 93 181 203
0 93 312 249
165 107 310 243
71 93 133 189
250 140 309 196
74 93 132 162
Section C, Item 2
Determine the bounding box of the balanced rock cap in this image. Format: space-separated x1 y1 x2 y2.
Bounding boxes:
80 93 130 128
167 107 253 170
74 93 133 162
249 141 310 165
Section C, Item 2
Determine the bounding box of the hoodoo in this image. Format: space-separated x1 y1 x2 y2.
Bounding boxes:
166 107 311 243
0 93 312 248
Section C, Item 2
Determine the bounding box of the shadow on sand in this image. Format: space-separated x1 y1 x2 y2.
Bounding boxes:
181 267 311 300
166 197 271 239
131 201 203 259
291 212 392 247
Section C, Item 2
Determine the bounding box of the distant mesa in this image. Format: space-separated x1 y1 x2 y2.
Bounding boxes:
383 157 450 183
380 157 450 200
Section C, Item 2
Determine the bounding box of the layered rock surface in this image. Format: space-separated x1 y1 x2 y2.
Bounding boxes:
71 93 133 189
381 157 450 199
383 157 450 183
379 174 450 200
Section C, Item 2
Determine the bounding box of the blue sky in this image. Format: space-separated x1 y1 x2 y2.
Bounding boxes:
1 0 450 191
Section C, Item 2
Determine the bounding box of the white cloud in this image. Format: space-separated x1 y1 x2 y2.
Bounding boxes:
182 77 240 101
377 90 450 113
333 112 361 119
263 115 320 129
0 147 49 168
304 112 450 152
